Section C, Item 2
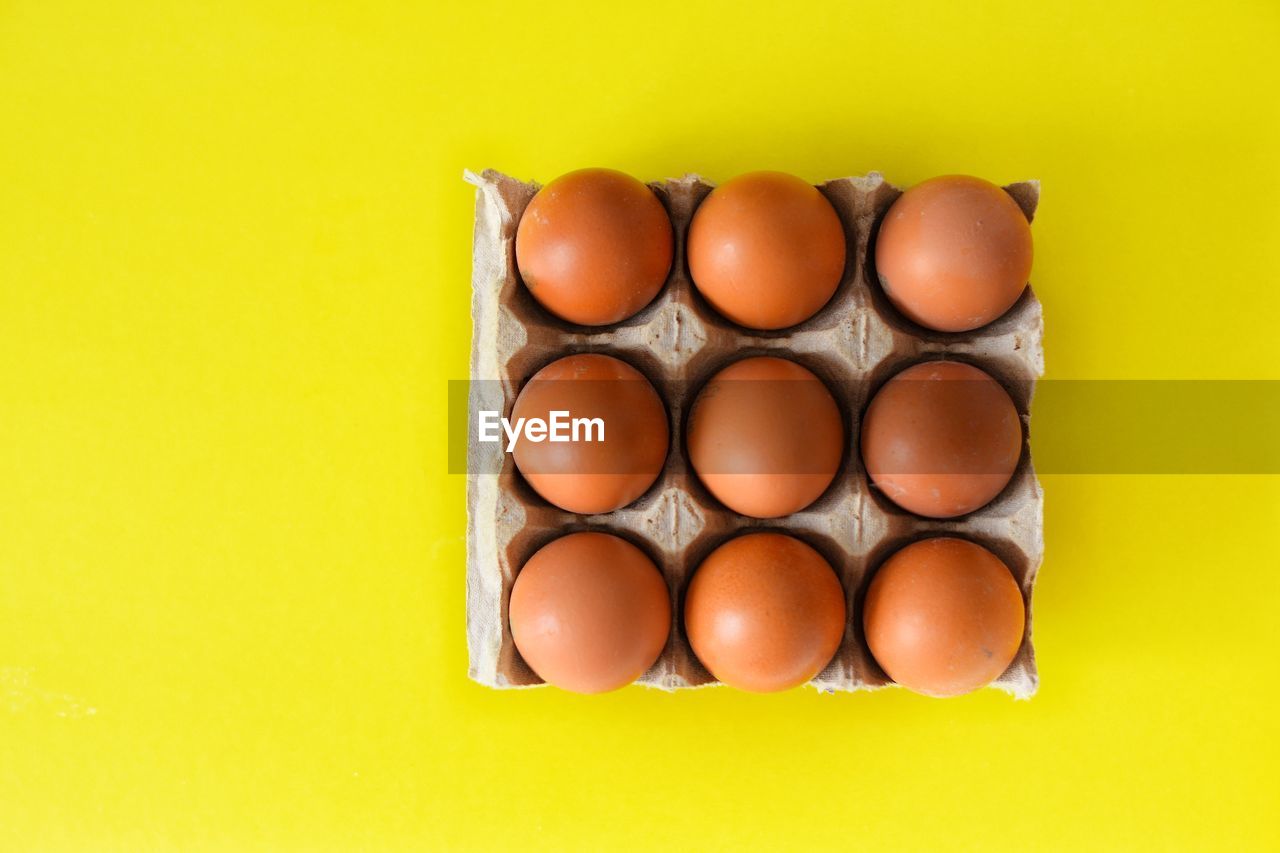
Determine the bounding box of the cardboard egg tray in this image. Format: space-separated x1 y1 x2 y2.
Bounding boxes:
464 168 1045 697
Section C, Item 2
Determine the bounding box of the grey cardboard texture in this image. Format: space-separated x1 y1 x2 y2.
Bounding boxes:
464 168 1044 697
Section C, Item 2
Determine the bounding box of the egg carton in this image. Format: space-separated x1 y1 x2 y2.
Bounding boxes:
464 168 1044 697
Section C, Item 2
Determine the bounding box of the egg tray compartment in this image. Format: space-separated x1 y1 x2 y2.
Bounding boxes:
464 168 1045 697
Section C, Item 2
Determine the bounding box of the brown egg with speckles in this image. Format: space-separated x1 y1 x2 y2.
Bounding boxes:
875 175 1033 332
687 356 843 518
685 532 846 692
510 532 671 694
863 537 1025 697
512 353 668 515
516 168 673 326
688 171 846 330
861 360 1021 518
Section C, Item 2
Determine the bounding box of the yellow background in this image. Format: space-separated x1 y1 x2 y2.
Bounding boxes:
2 1 1278 849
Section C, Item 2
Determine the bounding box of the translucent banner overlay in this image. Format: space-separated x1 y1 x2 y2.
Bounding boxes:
447 380 1280 475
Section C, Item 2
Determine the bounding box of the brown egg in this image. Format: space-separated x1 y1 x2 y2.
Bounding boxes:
863 537 1025 697
512 353 668 514
685 532 846 692
875 175 1033 332
688 171 846 330
510 532 671 693
515 168 673 326
687 356 843 518
861 360 1021 518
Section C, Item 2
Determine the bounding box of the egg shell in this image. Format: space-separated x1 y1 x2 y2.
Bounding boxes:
686 355 844 518
688 171 846 330
863 536 1026 697
509 532 671 694
874 174 1033 333
684 532 846 693
515 168 673 326
511 353 669 515
861 360 1022 518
